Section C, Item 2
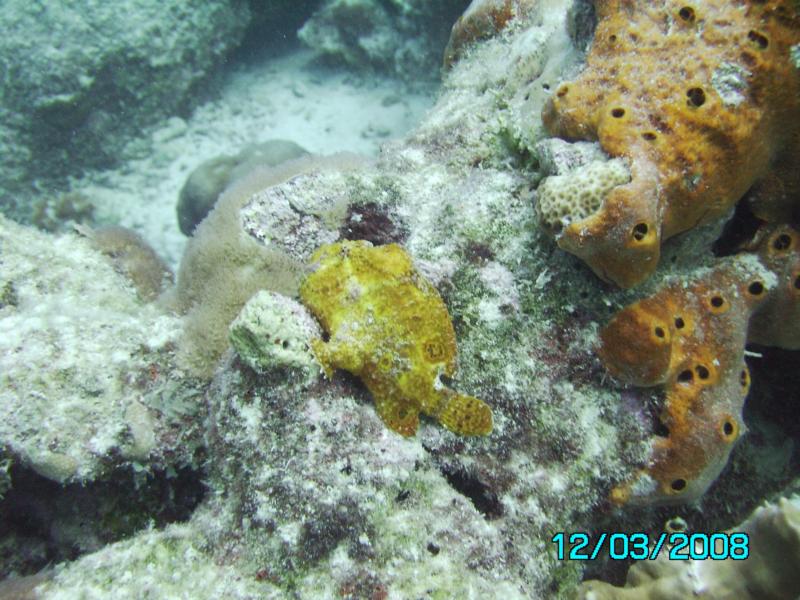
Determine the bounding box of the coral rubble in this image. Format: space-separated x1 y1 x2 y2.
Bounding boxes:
228 290 322 382
541 0 800 287
300 240 493 436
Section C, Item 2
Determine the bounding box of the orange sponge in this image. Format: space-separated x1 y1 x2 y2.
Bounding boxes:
746 224 800 349
601 257 774 505
542 0 800 287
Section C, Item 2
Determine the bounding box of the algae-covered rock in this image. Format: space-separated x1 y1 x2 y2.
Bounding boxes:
298 0 468 82
0 0 250 220
199 155 646 595
34 522 273 600
0 215 202 483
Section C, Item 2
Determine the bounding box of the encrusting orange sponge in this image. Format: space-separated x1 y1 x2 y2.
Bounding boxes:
299 240 493 437
542 0 800 288
600 257 775 505
745 224 800 349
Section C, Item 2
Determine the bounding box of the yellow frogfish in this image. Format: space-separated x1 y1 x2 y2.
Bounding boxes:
299 240 493 437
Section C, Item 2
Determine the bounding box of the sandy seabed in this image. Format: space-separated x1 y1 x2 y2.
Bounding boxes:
70 47 438 269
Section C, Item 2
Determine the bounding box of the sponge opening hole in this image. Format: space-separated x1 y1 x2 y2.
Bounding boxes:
678 6 695 22
747 30 769 49
632 222 649 242
670 478 687 492
686 87 706 107
722 420 736 438
773 233 792 251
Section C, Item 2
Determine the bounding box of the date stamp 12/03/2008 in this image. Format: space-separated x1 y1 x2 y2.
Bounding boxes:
551 532 750 561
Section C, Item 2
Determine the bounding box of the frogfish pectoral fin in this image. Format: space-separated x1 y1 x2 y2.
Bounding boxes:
436 389 493 436
375 396 419 437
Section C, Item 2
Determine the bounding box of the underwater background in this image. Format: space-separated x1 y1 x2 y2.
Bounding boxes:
1 0 799 598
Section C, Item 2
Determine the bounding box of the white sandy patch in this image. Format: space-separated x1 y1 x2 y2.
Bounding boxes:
71 48 437 268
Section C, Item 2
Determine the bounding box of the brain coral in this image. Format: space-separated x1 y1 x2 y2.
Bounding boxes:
535 157 630 233
299 240 493 437
86 225 173 302
600 256 775 505
541 0 800 287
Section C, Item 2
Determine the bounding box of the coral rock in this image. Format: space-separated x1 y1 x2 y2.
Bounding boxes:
541 0 800 287
600 257 775 505
228 290 321 380
443 0 536 68
299 240 493 437
578 496 800 599
535 157 630 234
176 139 308 236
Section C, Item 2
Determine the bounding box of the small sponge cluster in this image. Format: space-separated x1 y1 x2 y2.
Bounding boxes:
601 257 774 505
541 0 800 287
535 158 630 233
602 224 800 505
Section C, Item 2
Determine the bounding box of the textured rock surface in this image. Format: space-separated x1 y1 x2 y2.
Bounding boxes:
535 157 630 233
0 0 250 221
0 216 203 483
34 522 272 600
177 140 309 236
3 0 799 597
299 0 468 82
443 0 538 68
229 290 321 381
